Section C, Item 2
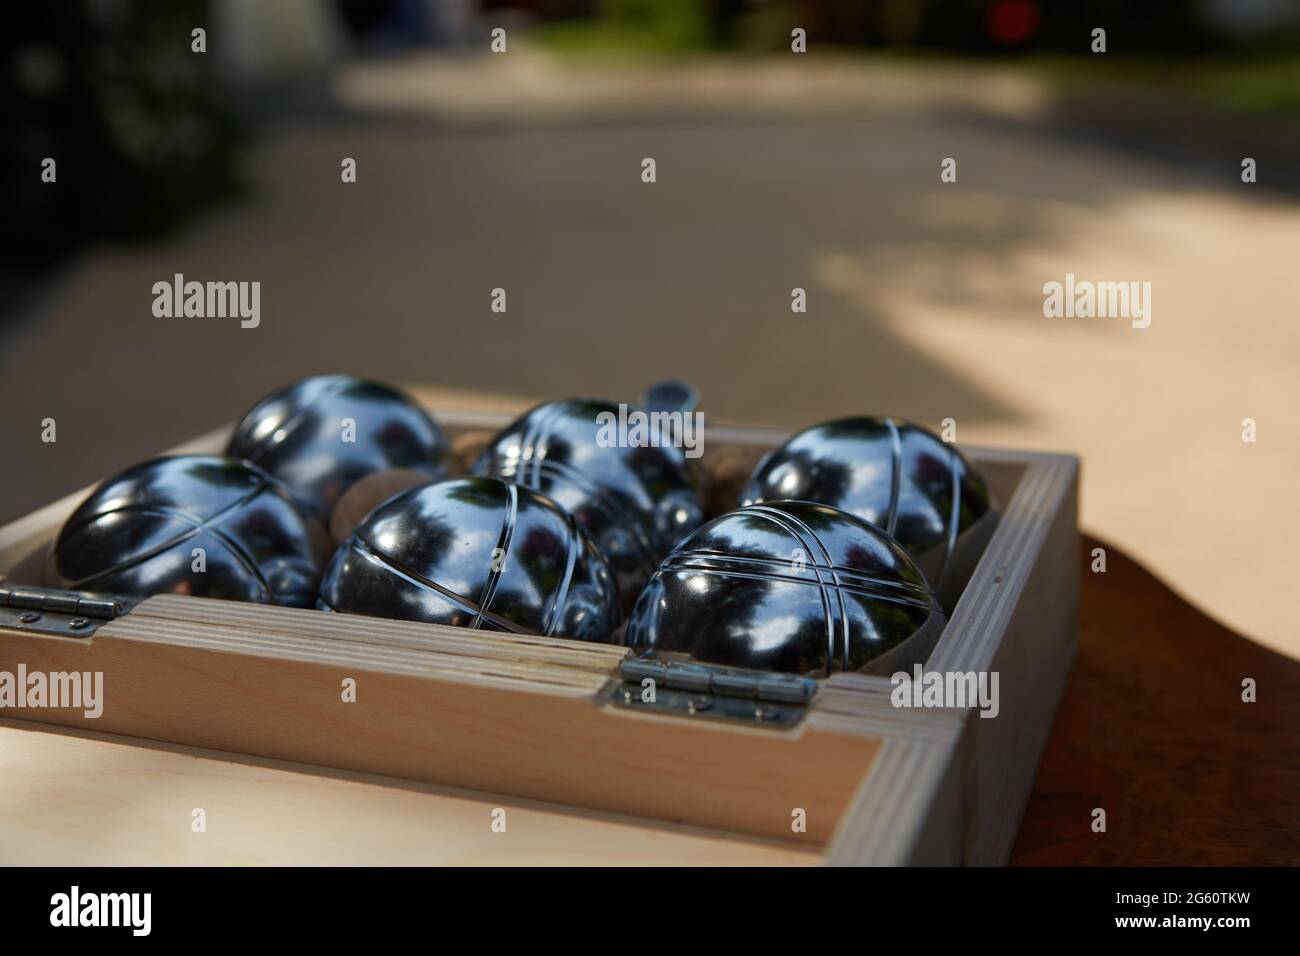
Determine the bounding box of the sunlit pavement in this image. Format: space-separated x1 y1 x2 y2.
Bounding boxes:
3 50 1296 658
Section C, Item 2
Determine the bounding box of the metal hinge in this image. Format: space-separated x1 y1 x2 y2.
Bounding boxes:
0 583 132 638
608 655 818 729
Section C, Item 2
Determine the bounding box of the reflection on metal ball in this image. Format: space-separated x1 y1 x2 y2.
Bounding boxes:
227 374 449 523
473 398 706 612
318 476 621 643
626 500 946 676
47 454 329 606
740 416 998 611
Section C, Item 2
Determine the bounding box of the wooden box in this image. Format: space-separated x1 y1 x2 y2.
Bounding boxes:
0 405 1078 866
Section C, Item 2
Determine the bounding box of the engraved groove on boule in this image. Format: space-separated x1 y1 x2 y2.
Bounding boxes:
473 481 518 630
347 534 528 634
513 456 660 571
237 375 352 465
541 510 583 638
743 505 840 676
661 550 936 603
62 480 274 596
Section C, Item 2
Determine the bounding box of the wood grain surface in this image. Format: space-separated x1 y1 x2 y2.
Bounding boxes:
1011 535 1300 866
0 721 818 866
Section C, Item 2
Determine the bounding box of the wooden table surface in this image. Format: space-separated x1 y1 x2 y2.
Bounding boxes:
1011 535 1300 865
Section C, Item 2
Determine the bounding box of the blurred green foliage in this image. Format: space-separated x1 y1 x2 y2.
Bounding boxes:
535 0 1300 58
1033 53 1300 117
601 0 713 50
533 0 1300 118
537 0 747 57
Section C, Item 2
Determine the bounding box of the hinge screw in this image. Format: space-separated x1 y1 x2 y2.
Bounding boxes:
69 617 91 630
754 706 776 722
18 611 41 624
686 696 712 714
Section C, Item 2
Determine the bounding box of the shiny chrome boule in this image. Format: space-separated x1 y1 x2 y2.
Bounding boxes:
625 500 946 676
46 455 329 606
473 398 706 612
318 476 621 643
227 374 449 523
740 416 998 611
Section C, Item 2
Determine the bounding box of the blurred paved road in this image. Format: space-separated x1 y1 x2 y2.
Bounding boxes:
3 50 1297 657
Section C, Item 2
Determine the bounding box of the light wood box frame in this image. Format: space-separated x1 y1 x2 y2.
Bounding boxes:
0 405 1078 866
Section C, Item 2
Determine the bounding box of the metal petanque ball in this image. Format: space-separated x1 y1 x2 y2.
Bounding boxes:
472 398 706 612
739 416 998 611
625 500 946 676
46 454 330 606
226 374 450 524
318 476 622 643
